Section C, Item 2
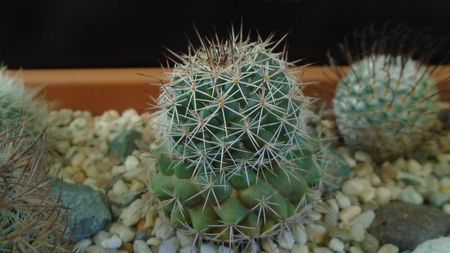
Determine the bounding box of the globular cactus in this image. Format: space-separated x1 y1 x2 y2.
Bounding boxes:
150 31 326 244
0 123 73 252
329 25 443 162
0 67 48 134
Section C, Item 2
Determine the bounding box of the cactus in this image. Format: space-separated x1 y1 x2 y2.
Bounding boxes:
0 67 48 134
150 31 326 244
330 25 443 162
0 123 73 252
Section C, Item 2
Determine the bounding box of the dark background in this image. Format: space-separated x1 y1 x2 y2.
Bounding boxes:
0 0 449 69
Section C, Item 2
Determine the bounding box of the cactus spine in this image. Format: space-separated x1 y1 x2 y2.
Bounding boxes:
150 31 326 244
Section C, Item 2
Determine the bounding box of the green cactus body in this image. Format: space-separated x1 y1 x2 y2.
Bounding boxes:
333 55 440 162
0 68 48 134
150 33 325 243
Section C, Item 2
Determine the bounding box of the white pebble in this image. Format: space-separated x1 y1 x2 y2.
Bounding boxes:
134 240 152 253
85 245 108 253
217 245 234 253
109 222 135 242
407 159 422 175
375 187 392 204
312 247 332 253
101 234 122 249
336 192 351 209
71 152 86 167
146 237 161 246
112 179 129 196
93 231 111 245
120 199 144 226
351 210 375 229
400 186 423 205
377 244 398 253
441 177 450 188
158 237 180 253
412 237 450 253
292 244 309 253
292 224 308 244
443 203 450 215
306 224 327 243
355 151 372 162
176 230 195 247
342 178 368 196
200 243 217 253
261 238 279 253
112 165 127 176
326 199 340 213
154 222 175 240
350 223 365 242
339 205 362 223
180 246 197 253
349 246 364 253
74 239 92 252
125 155 140 170
277 230 295 249
328 238 344 252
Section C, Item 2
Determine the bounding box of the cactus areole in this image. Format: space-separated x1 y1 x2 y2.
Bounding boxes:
150 32 325 244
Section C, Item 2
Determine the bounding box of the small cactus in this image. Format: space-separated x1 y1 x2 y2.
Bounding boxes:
0 123 73 252
329 25 444 162
150 30 327 244
0 67 48 134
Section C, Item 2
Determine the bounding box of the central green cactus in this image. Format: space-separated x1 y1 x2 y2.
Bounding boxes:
150 32 326 243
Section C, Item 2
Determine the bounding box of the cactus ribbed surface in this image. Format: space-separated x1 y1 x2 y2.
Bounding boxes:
150 32 326 244
333 55 440 162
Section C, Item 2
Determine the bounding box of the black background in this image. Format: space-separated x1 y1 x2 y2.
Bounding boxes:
0 0 449 68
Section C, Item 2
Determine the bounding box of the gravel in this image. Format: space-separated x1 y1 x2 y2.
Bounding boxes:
47 108 450 253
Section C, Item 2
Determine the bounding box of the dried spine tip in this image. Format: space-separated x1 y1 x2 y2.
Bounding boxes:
0 124 73 252
150 30 327 245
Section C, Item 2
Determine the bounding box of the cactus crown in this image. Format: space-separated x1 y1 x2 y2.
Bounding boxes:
0 67 48 134
152 30 325 244
158 31 311 179
329 24 445 162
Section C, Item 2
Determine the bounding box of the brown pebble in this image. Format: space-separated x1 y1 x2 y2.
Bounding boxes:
122 242 133 252
72 171 87 184
380 162 396 182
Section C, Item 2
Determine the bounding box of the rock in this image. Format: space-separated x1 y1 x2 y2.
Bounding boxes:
53 179 112 240
154 220 175 240
349 246 364 253
355 151 372 163
292 244 309 253
109 222 135 242
361 233 380 253
146 237 161 246
159 237 180 253
400 186 423 204
377 244 399 253
74 239 92 252
200 243 217 253
375 187 392 204
369 202 449 250
261 238 279 253
135 231 148 241
350 223 365 242
180 246 197 253
339 205 362 223
443 203 450 215
336 192 351 209
412 237 450 253
218 245 234 253
306 224 327 243
342 178 367 196
292 224 308 244
93 230 111 245
351 210 375 229
277 230 295 249
328 238 344 252
110 129 142 161
134 240 152 253
120 198 145 226
85 245 108 253
312 247 332 253
429 191 450 207
176 230 195 247
101 234 123 249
